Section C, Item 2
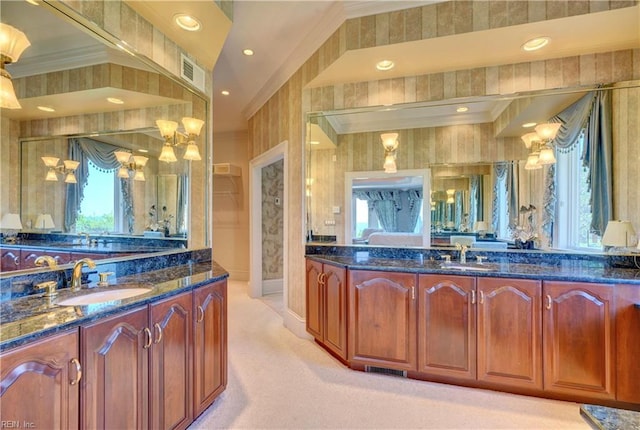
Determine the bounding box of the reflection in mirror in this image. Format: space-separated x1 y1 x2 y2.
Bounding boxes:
306 81 640 251
1 0 210 273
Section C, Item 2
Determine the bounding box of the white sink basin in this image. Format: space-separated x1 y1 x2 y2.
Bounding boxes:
57 288 152 306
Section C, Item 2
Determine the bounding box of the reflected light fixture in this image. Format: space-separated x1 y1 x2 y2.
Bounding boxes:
0 213 23 243
115 150 148 181
602 220 637 251
174 14 201 32
380 132 398 173
243 49 254 56
446 189 455 204
522 36 551 52
156 117 204 162
474 221 488 238
35 213 55 231
41 157 80 183
376 60 394 71
0 23 31 109
521 122 561 170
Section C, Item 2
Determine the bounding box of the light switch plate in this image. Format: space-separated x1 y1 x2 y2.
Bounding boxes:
332 206 340 214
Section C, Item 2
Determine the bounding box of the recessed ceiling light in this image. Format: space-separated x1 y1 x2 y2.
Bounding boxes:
243 49 254 56
522 122 537 128
37 106 55 112
107 97 124 104
221 90 230 96
522 36 551 52
376 60 395 71
174 14 201 32
456 106 469 113
309 141 320 145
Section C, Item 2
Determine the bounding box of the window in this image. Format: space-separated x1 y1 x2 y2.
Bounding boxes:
77 162 116 233
555 135 601 250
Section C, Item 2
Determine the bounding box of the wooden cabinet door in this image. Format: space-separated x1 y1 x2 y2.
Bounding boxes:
0 330 80 429
543 281 615 399
305 259 324 340
349 270 417 371
0 249 21 271
323 263 347 360
615 284 640 404
150 292 193 430
81 306 149 429
418 274 476 379
193 280 227 418
477 277 542 389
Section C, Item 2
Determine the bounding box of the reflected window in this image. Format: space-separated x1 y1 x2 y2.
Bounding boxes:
77 162 116 233
495 175 509 240
354 197 373 237
556 136 600 250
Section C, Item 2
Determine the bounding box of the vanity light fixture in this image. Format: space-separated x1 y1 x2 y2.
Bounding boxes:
0 213 23 243
174 14 202 32
522 36 551 52
521 122 561 169
446 189 455 204
380 132 399 173
0 23 31 109
376 60 395 71
35 213 55 231
41 157 80 183
156 117 204 163
114 150 148 181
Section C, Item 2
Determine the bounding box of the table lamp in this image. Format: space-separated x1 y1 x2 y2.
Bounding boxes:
0 213 23 243
474 221 488 238
35 213 55 231
602 220 636 252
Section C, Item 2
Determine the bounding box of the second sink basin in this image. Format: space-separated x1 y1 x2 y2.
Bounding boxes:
440 263 497 272
57 288 152 306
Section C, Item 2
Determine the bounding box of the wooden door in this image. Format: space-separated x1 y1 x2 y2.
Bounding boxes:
305 259 324 340
193 280 227 418
0 330 80 429
543 281 615 399
81 306 149 429
322 263 347 360
0 248 21 271
418 274 476 379
150 291 193 430
477 277 542 389
615 284 640 404
349 270 417 371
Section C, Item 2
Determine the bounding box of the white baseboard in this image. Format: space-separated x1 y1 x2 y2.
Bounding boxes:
227 269 249 281
262 278 283 295
284 308 312 340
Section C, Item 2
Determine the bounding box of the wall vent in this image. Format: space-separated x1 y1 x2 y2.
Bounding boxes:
214 163 241 176
365 366 407 378
180 54 205 92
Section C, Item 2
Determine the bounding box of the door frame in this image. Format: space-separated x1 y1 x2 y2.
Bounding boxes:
249 141 288 306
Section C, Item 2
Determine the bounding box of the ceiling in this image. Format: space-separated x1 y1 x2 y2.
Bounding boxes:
211 1 640 133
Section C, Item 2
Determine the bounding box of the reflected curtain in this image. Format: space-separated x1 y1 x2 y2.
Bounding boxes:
176 175 188 234
582 91 613 236
541 164 556 246
353 190 401 231
65 139 89 232
469 175 482 227
506 162 518 232
407 190 423 233
492 163 508 233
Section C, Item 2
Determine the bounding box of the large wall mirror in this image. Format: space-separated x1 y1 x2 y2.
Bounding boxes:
305 80 639 251
1 1 209 269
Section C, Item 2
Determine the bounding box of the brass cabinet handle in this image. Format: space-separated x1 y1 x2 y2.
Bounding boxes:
479 291 484 305
143 327 152 349
546 294 552 310
471 290 476 305
153 323 162 344
317 272 322 285
70 358 82 385
197 305 204 323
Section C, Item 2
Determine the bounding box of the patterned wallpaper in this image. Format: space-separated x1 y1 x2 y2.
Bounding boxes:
248 0 640 319
261 160 284 280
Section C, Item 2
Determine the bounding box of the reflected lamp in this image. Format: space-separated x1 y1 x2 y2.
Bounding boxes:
602 220 636 251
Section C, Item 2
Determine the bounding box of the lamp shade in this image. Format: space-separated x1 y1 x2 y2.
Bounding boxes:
35 213 55 229
64 172 77 184
132 155 148 167
114 150 132 164
0 213 22 230
537 146 556 165
524 152 542 170
156 119 178 138
534 122 561 141
380 133 399 151
474 221 488 232
183 143 202 161
159 145 178 163
41 156 60 167
0 23 31 63
0 71 21 109
63 159 80 171
182 117 204 136
602 220 636 247
520 132 540 149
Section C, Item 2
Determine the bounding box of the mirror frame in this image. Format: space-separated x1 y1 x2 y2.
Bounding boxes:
344 169 431 247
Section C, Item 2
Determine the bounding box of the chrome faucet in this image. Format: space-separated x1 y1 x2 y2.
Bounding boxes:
71 258 96 290
456 243 469 264
34 255 58 269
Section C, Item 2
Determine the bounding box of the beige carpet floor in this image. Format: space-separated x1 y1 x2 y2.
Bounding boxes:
189 280 591 430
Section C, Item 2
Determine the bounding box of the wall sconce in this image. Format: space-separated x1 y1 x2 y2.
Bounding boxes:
156 117 204 162
35 213 55 231
521 122 561 170
115 150 148 181
0 23 31 109
381 132 398 173
602 220 637 252
446 189 455 204
41 157 80 183
0 213 23 243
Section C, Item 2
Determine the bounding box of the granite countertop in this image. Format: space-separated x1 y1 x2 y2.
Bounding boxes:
306 254 640 285
1 241 170 254
580 404 640 429
0 260 228 352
